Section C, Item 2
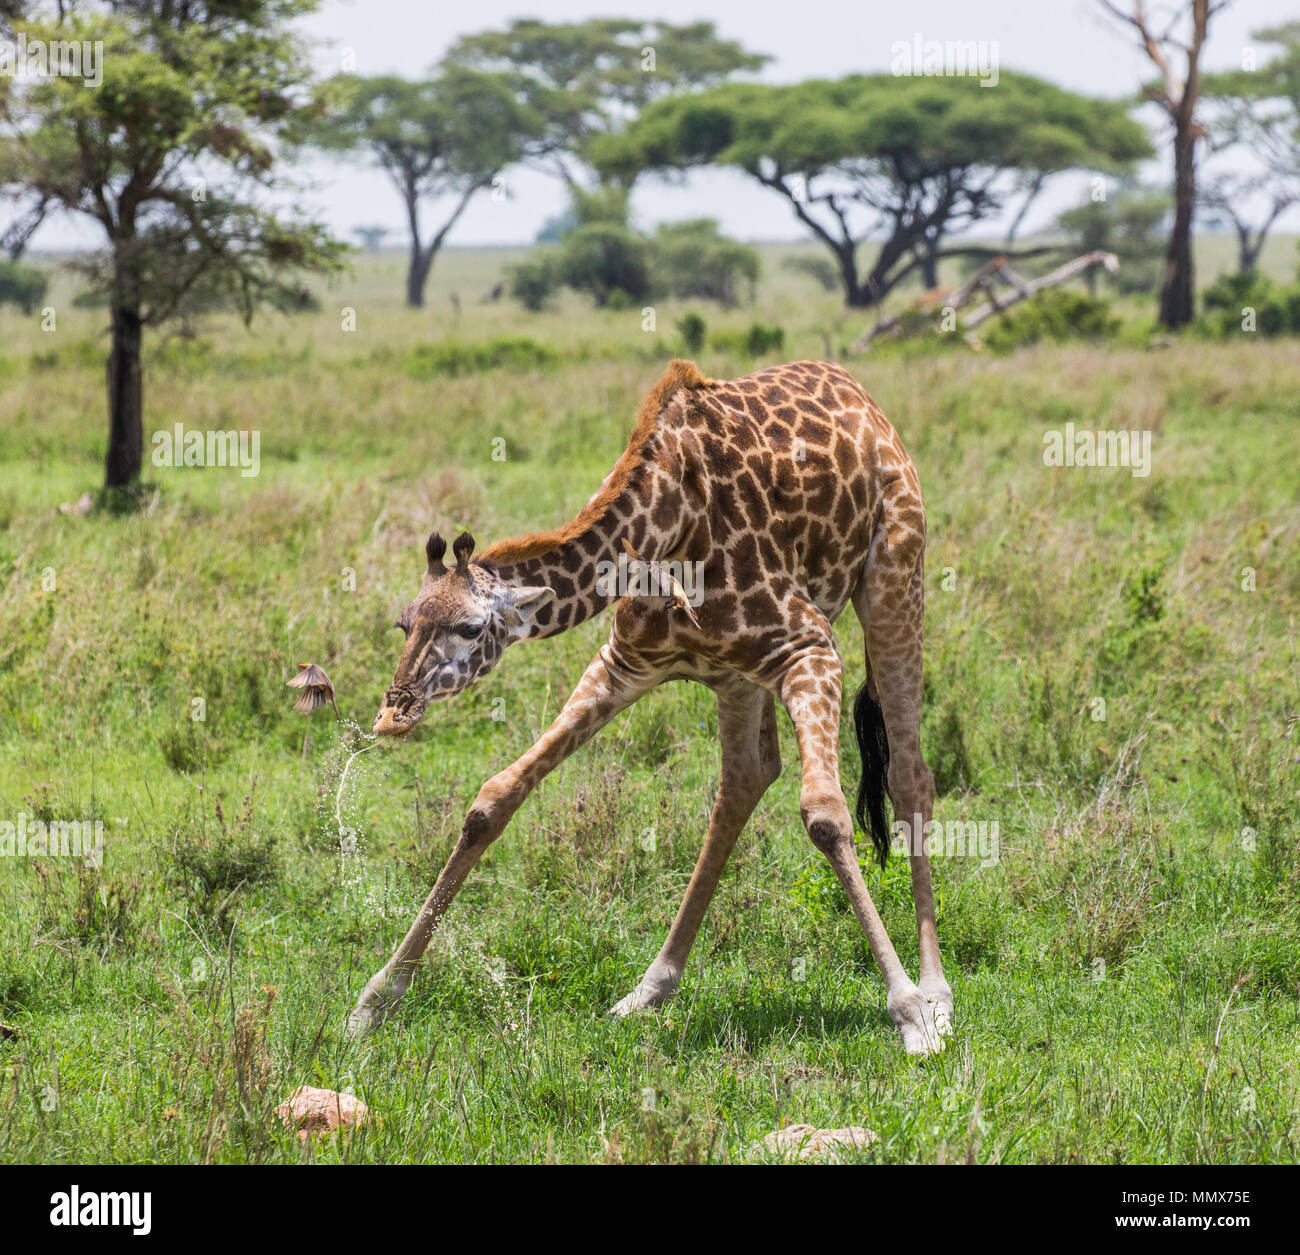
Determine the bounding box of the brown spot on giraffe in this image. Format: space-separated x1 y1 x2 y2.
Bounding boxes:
357 359 952 1056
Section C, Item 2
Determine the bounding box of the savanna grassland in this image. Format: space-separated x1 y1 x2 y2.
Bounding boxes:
1 240 1298 1164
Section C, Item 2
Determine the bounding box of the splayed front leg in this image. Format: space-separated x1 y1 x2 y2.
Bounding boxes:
347 647 657 1038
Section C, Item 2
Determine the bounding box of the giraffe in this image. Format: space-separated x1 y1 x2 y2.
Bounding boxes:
351 358 953 1054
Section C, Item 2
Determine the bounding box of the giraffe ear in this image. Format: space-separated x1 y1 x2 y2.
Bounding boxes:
451 531 475 570
494 584 554 628
426 533 447 575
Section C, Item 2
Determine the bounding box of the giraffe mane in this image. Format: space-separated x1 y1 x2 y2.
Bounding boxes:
480 359 712 567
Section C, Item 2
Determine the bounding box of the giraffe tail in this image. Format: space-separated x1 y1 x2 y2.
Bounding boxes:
852 683 892 869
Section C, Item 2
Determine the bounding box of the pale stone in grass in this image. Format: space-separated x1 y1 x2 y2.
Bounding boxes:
275 1086 371 1141
759 1123 877 1161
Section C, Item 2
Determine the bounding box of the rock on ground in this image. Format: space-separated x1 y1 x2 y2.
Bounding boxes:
760 1124 878 1161
275 1086 372 1142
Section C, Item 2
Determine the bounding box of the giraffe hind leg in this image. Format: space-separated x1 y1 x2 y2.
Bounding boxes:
777 642 945 1055
852 522 953 1033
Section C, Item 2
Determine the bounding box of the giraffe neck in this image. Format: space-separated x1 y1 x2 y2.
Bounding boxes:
480 445 672 640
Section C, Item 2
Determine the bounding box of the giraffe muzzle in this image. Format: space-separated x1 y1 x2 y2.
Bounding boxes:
373 688 425 737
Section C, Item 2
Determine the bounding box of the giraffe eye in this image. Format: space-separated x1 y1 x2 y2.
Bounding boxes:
451 620 485 639
394 617 411 638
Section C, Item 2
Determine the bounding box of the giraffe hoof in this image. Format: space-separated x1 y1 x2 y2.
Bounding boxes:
887 985 950 1057
919 977 955 1033
345 1005 382 1040
608 965 680 1017
608 987 670 1017
346 967 409 1039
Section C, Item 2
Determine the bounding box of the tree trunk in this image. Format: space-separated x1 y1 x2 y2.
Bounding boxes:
406 246 432 309
1160 128 1197 329
1237 224 1261 274
919 237 940 289
832 245 868 307
104 302 144 489
860 230 919 309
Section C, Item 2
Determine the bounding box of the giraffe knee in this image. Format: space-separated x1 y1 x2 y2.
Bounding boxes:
801 791 854 855
460 778 514 851
459 806 497 851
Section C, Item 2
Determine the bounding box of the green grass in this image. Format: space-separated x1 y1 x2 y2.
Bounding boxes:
0 243 1297 1163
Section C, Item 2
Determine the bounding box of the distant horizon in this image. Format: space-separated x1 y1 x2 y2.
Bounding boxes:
21 228 1296 260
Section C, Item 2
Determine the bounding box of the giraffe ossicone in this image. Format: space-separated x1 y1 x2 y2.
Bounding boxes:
353 358 953 1055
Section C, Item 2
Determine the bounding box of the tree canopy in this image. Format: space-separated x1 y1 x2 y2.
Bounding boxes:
594 72 1151 306
446 18 768 188
312 69 540 306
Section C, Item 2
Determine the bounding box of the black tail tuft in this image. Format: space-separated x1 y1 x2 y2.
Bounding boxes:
853 684 892 869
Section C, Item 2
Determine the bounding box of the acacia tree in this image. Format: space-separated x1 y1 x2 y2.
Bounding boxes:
0 1 344 493
1200 23 1300 273
1098 0 1230 327
314 70 539 308
595 73 1149 308
446 18 768 191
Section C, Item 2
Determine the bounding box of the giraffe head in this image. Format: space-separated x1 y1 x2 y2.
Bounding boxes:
373 531 554 738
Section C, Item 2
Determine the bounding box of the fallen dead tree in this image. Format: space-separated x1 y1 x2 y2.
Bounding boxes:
851 251 1120 350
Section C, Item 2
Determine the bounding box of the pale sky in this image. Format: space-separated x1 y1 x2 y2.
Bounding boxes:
24 0 1300 250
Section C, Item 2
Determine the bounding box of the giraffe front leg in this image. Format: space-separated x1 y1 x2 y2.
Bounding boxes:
349 645 656 1037
778 643 946 1057
346 812 491 1037
609 682 781 1017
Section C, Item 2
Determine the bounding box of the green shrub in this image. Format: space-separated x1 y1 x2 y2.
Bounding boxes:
676 312 707 354
403 337 558 378
982 289 1120 352
1258 299 1287 337
557 222 651 308
159 721 229 774
651 219 759 308
0 956 38 1014
781 254 841 292
511 197 755 311
1285 288 1300 332
711 322 785 357
34 861 141 952
1201 271 1300 338
167 790 278 930
0 259 47 314
508 253 559 311
1202 269 1273 313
